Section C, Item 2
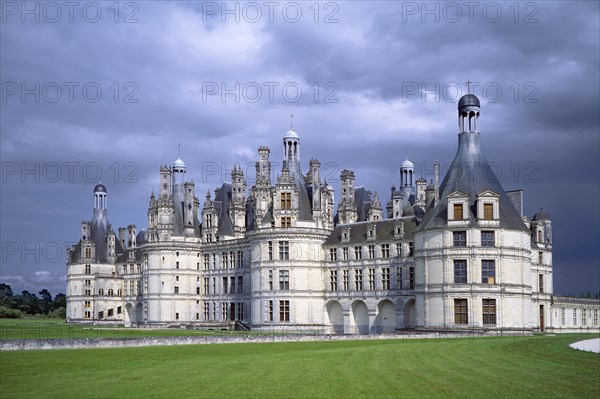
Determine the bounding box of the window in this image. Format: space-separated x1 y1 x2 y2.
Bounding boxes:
382 268 390 290
98 288 104 295
175 312 179 320
343 270 349 291
409 242 414 257
279 241 289 260
230 252 235 269
330 270 338 291
279 300 290 322
560 308 565 325
483 203 493 220
85 289 91 296
212 302 217 320
212 278 216 294
84 279 91 286
453 231 466 247
237 303 244 320
368 245 375 259
279 270 289 290
117 306 122 314
222 303 228 320
281 217 291 227
98 311 103 319
204 254 210 270
203 303 210 320
222 277 228 294
342 247 349 261
481 231 494 247
268 270 273 290
482 299 496 325
280 192 291 209
84 301 91 308
454 260 467 284
237 251 243 268
85 247 92 258
397 267 403 290
368 268 375 290
268 300 274 321
196 287 201 295
582 309 587 326
354 246 362 260
409 267 415 289
329 248 337 261
174 286 179 294
538 252 543 265
176 275 179 282
593 309 598 326
212 254 216 269
108 308 114 317
230 277 235 294
573 309 577 325
454 298 468 324
84 311 91 318
176 261 179 269
237 276 243 294
537 230 542 243
482 260 495 284
453 203 463 220
204 278 209 295
268 241 273 260
381 244 390 258
108 288 114 296
85 265 91 274
538 274 544 293
355 269 363 290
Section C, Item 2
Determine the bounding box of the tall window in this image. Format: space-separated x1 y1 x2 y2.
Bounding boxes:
268 241 273 261
343 270 349 291
268 270 273 290
483 203 493 220
482 260 495 284
368 245 375 259
397 267 403 290
279 241 289 260
279 300 290 322
582 309 587 326
368 268 375 290
454 260 467 284
237 276 243 294
538 252 543 265
454 298 468 324
85 265 91 274
342 247 349 261
203 303 210 320
268 300 274 321
409 267 415 289
237 251 244 268
85 247 92 258
355 269 363 290
279 270 290 290
560 308 565 325
330 270 338 291
538 274 544 293
382 268 390 290
381 244 390 258
409 242 414 257
593 309 598 326
453 203 463 220
222 303 228 321
481 231 495 247
237 303 244 320
329 248 337 261
453 231 466 247
573 309 577 325
222 252 228 268
222 277 227 294
482 299 496 325
354 246 362 260
281 216 291 228
203 278 209 295
174 286 179 294
98 288 104 295
280 192 291 209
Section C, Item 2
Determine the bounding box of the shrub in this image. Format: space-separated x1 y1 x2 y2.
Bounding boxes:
0 306 23 319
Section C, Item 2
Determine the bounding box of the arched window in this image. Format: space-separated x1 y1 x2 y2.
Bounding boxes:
108 288 114 296
98 288 104 295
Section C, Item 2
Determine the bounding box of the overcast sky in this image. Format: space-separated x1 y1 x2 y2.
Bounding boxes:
1 1 598 296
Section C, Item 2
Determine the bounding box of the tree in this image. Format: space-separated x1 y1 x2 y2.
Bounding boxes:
39 289 53 314
0 283 14 307
18 290 40 315
52 293 66 311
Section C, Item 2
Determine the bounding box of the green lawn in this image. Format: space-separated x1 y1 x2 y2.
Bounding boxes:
1 334 598 399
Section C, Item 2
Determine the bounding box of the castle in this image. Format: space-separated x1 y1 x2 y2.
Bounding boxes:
66 94 600 333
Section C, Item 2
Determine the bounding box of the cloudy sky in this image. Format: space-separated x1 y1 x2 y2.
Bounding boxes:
1 1 598 296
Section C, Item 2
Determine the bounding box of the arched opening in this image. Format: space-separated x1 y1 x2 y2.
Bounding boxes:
125 303 135 325
404 300 416 329
135 303 143 324
351 300 369 335
374 300 397 334
326 300 344 334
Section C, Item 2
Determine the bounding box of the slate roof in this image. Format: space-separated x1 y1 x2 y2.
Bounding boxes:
324 217 418 245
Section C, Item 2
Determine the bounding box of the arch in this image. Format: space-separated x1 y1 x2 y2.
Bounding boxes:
351 300 369 335
374 300 397 334
326 300 344 334
125 303 135 324
404 299 416 329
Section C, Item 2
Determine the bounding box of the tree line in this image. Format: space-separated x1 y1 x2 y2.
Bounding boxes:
0 283 66 318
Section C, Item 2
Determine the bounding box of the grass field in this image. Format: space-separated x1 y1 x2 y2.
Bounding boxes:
1 334 598 399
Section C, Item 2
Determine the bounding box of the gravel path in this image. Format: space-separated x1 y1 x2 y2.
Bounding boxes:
569 338 600 353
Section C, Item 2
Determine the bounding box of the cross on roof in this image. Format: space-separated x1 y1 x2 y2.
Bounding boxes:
290 114 294 130
464 79 473 94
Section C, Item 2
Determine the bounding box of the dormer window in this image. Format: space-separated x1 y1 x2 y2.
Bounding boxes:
453 204 463 220
476 191 500 221
447 191 469 223
483 203 493 220
280 192 291 210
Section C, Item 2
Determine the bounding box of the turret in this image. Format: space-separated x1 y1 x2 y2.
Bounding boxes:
337 169 357 224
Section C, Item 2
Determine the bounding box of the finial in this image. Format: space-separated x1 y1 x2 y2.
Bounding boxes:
464 79 472 94
178 143 181 158
290 114 294 130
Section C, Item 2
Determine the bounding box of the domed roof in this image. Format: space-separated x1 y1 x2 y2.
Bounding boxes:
401 159 414 169
173 158 186 169
458 93 480 108
284 129 299 140
532 208 551 221
93 183 107 193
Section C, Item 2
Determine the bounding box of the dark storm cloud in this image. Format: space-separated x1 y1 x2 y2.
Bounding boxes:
1 1 598 295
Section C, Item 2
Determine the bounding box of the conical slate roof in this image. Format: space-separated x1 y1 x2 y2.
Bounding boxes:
417 130 528 232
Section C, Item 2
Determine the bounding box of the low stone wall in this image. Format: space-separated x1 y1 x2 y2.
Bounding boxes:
0 331 508 351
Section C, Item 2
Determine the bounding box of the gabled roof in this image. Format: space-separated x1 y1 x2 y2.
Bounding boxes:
324 217 418 245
